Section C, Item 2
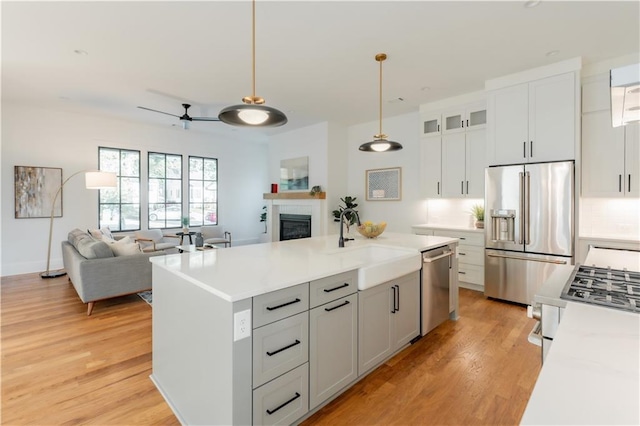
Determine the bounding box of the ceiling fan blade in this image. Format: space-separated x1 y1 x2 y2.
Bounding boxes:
191 117 221 122
137 106 180 118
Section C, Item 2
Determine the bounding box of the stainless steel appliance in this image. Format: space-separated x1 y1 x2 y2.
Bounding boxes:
421 246 453 335
485 161 574 304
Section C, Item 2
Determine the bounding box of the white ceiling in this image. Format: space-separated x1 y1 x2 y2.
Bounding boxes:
2 1 639 141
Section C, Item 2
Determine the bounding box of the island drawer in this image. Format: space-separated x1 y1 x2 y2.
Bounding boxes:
253 312 309 388
309 270 357 308
253 283 309 328
253 363 309 426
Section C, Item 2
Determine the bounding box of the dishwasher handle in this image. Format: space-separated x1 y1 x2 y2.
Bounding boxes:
422 250 453 263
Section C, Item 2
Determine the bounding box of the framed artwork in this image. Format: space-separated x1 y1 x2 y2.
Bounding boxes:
366 167 402 201
280 156 309 191
14 166 62 218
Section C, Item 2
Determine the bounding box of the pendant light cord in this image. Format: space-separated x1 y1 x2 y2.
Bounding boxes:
379 57 383 137
252 0 256 100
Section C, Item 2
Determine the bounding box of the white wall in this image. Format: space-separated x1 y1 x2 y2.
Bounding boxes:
346 112 426 233
1 104 268 276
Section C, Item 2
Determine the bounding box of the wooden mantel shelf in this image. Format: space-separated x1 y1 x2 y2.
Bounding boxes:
263 192 326 200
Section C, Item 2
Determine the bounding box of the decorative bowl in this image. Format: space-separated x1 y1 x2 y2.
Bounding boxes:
357 221 387 238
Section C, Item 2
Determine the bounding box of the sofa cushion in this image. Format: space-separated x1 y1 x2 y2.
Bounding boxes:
68 229 114 259
110 239 142 256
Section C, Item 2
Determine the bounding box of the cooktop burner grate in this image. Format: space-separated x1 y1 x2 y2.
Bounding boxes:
561 265 640 313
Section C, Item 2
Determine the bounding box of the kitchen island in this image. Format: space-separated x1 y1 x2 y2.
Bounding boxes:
521 263 640 425
149 232 458 425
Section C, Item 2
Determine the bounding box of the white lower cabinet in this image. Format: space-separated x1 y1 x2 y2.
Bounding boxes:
358 271 420 376
253 363 309 426
309 293 358 410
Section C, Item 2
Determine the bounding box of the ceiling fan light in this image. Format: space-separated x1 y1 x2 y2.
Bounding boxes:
218 104 288 127
238 108 269 125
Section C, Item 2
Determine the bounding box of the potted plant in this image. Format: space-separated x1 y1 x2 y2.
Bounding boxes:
260 206 267 233
332 196 358 235
182 216 189 234
470 204 485 229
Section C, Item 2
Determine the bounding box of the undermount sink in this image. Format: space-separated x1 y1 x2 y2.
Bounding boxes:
325 245 422 290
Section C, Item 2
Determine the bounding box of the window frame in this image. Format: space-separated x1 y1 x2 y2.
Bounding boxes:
98 147 141 232
148 151 183 229
188 155 218 227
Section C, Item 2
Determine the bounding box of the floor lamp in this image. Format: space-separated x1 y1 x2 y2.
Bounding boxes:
41 170 117 279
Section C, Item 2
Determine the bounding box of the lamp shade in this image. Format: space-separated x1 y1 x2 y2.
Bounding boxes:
85 171 117 189
359 139 403 152
218 104 288 127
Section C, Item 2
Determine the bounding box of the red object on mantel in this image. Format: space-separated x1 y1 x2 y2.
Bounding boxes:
271 184 278 193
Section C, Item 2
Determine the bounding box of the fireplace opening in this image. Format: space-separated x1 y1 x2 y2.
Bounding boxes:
280 214 312 241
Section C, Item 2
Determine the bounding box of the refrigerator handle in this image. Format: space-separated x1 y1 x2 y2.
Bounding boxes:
525 171 530 245
519 171 525 245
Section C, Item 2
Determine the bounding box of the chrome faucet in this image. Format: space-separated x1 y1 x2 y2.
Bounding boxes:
338 208 361 248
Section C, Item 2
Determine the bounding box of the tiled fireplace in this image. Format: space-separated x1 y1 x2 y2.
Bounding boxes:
263 193 328 242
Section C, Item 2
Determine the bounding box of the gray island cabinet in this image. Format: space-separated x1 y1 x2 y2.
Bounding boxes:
149 233 458 425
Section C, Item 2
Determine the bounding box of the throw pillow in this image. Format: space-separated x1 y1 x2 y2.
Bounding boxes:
100 226 114 240
88 228 103 239
109 236 142 256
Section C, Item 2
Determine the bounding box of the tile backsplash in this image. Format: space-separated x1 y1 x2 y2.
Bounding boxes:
426 198 484 228
580 198 640 240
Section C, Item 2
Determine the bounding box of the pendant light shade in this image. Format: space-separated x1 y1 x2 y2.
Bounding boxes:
218 0 287 127
359 53 403 152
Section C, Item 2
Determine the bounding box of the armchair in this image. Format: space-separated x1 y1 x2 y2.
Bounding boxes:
201 226 232 248
134 230 180 252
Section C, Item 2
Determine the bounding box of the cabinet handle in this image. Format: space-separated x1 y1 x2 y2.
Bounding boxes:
629 174 632 192
459 237 466 240
459 271 467 275
395 285 400 312
466 119 469 127
325 300 350 312
461 120 464 128
323 283 349 293
437 124 440 132
391 286 397 314
466 180 469 194
530 141 533 157
266 392 301 415
437 181 440 195
461 181 464 194
459 252 466 255
266 339 301 357
266 298 301 311
619 175 623 192
523 141 527 158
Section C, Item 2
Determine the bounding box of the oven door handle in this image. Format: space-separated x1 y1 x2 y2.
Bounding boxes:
487 253 567 265
527 321 542 346
423 250 453 263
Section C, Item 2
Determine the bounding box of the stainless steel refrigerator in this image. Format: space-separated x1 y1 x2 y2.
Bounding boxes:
484 161 574 305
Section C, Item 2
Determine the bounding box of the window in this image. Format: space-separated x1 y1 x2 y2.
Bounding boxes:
189 156 218 226
148 152 183 229
98 147 141 231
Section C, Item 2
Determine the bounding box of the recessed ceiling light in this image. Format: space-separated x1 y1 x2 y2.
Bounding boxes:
524 0 541 8
74 49 88 56
546 50 559 57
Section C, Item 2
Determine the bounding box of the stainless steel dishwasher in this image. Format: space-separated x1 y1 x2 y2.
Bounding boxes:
421 246 453 336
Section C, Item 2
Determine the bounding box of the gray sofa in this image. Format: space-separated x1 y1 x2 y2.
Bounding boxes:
62 229 163 315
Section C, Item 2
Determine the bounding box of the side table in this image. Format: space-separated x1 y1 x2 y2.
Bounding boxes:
176 231 196 245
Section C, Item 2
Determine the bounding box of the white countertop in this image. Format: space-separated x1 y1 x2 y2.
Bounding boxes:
411 224 484 233
150 232 457 302
521 302 640 425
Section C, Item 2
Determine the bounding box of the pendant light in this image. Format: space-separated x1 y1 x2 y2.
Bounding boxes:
359 53 403 152
218 0 287 127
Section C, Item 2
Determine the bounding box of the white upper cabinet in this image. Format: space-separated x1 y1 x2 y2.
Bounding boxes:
581 73 639 198
420 136 442 198
422 100 487 199
488 72 576 165
421 112 441 137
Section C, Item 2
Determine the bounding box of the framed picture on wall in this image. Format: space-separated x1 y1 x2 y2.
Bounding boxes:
366 167 401 201
280 156 309 191
14 166 63 218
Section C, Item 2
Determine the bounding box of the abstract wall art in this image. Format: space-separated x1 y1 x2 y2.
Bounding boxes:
14 166 62 218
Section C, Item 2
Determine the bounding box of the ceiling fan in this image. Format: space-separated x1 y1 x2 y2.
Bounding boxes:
137 103 221 129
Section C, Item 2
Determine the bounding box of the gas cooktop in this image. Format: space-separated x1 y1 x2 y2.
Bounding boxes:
561 265 640 313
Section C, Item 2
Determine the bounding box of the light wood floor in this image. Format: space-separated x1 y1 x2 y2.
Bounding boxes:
1 273 541 425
